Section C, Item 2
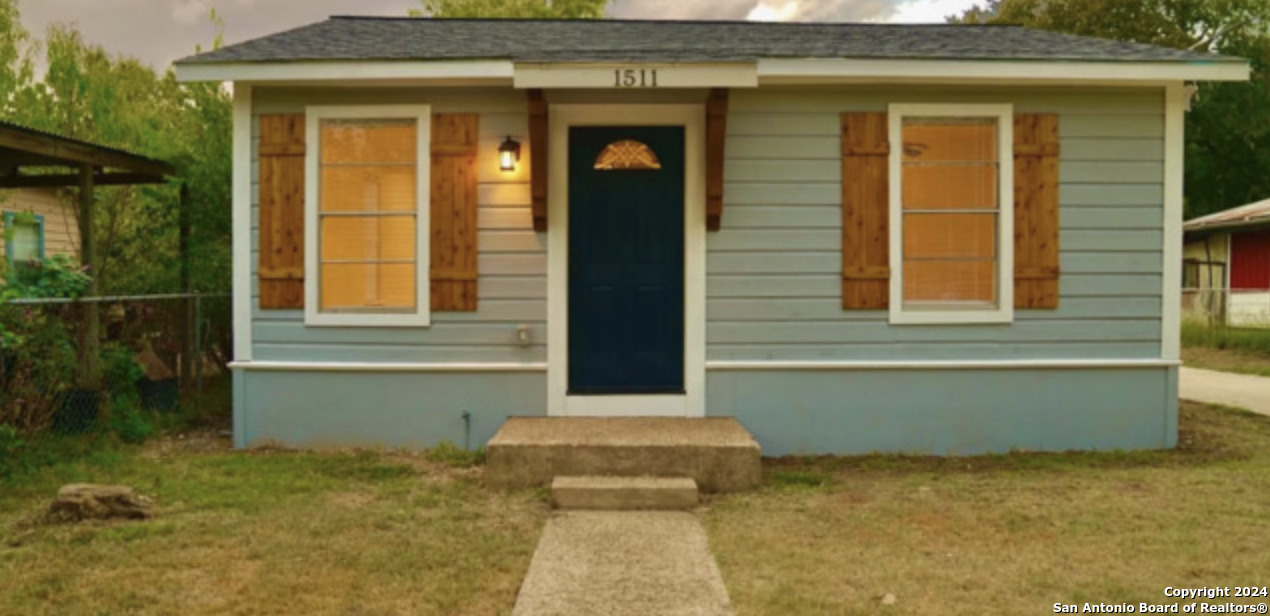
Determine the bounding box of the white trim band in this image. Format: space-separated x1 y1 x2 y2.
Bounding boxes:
758 58 1250 84
176 60 515 84
231 84 253 362
706 359 1181 371
1161 84 1186 361
231 359 1179 373
231 361 548 372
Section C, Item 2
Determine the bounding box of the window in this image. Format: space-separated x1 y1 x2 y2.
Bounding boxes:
1182 258 1201 290
304 105 431 327
888 104 1013 324
594 139 661 170
4 211 45 275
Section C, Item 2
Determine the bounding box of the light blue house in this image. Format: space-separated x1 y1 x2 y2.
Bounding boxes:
175 18 1247 457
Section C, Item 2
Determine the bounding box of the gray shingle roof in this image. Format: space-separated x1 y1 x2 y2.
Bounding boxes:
177 17 1240 65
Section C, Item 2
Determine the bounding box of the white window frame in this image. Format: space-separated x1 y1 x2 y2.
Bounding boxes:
888 103 1014 325
303 104 432 327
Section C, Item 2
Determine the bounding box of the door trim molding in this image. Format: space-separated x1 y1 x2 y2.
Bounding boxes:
547 104 706 417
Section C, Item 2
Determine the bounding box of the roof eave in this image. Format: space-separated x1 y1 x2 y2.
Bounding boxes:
174 59 516 84
756 58 1251 84
1184 218 1270 235
174 57 1251 86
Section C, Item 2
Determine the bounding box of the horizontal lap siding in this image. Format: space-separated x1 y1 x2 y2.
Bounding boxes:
250 88 545 363
712 86 1164 361
0 188 79 259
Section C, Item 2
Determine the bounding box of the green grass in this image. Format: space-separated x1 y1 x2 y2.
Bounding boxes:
1182 318 1270 354
706 402 1270 616
0 438 547 616
1181 318 1270 376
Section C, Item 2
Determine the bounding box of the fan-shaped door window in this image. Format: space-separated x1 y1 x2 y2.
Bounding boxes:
594 139 662 170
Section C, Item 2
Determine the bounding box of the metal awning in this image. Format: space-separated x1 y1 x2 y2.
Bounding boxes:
0 119 175 188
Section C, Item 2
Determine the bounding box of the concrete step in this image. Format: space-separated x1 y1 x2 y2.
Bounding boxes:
552 476 699 511
486 417 761 493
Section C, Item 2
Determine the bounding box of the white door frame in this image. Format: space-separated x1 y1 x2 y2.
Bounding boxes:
547 103 706 417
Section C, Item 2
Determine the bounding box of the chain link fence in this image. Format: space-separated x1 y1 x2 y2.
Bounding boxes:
1 293 231 472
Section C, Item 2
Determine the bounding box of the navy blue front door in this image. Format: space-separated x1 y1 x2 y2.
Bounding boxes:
568 126 685 394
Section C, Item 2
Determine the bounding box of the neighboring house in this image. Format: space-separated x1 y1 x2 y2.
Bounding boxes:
175 18 1247 455
1183 199 1270 327
1 188 79 272
0 119 175 288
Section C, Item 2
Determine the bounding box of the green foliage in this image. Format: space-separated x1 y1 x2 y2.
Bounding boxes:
417 0 608 18
1182 318 1270 355
100 343 154 444
0 301 78 434
955 0 1270 218
2 255 91 300
0 254 90 355
0 424 26 480
107 398 154 445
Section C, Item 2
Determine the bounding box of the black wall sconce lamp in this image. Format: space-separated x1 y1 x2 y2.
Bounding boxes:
499 136 521 172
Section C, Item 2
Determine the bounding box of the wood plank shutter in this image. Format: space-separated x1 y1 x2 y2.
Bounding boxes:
841 112 890 309
430 113 480 312
257 114 306 309
1013 113 1061 309
706 88 728 231
528 89 548 232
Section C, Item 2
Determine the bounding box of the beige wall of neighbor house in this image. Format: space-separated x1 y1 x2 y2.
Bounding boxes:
0 187 80 262
1183 234 1229 291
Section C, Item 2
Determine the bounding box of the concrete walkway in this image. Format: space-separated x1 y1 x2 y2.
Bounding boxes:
1180 367 1270 417
512 511 735 616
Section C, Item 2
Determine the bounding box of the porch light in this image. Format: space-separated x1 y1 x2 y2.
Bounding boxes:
498 136 521 171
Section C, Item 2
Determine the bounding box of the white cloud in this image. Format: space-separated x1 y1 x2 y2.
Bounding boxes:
746 0 801 21
888 0 980 23
172 0 209 26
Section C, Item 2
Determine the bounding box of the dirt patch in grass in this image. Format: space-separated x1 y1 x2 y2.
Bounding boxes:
1184 345 1270 377
706 402 1270 616
0 444 547 616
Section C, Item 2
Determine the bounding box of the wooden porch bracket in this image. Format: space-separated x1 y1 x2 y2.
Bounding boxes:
706 88 728 231
528 89 549 232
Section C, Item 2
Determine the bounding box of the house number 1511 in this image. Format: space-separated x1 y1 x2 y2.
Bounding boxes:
614 69 659 88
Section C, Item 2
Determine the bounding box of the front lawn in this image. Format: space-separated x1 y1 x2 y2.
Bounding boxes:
0 437 546 616
6 403 1269 616
706 402 1270 615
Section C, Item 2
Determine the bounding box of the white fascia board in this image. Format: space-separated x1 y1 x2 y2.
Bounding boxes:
513 63 758 89
174 60 515 84
758 58 1251 84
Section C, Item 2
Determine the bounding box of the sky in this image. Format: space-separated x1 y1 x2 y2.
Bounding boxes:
16 0 983 72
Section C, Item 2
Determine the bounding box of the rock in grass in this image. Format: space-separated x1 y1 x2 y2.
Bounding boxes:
49 484 152 521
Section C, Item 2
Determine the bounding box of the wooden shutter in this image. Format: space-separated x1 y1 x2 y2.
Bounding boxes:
706 88 728 231
841 112 890 309
430 113 479 312
1013 113 1061 309
528 90 548 232
258 114 306 309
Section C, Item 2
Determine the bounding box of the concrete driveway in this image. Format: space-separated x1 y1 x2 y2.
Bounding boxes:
1180 367 1270 417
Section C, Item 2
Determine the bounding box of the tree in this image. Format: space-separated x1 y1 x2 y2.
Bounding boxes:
956 0 1270 218
0 0 32 106
416 0 608 18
